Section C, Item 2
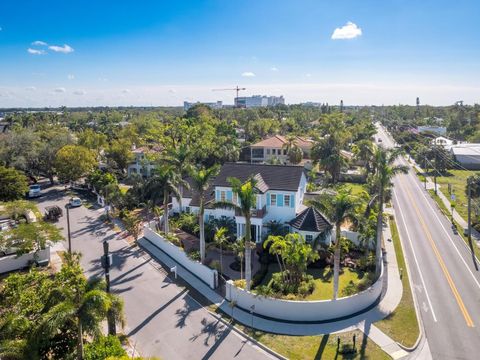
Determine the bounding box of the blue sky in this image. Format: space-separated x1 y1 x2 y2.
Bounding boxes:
0 0 479 107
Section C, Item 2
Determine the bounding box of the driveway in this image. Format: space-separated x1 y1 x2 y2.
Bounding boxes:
35 183 273 360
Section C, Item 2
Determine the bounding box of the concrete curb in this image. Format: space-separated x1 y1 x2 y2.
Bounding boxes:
205 308 288 360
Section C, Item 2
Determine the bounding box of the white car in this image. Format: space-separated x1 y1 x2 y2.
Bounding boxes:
69 197 82 208
28 184 41 198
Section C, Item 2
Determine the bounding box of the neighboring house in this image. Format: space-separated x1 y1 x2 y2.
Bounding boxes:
127 145 161 177
416 126 447 136
431 136 454 147
172 163 332 244
250 135 314 164
449 144 480 169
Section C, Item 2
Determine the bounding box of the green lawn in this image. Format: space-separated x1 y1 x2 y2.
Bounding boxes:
376 219 419 348
249 329 391 360
256 264 373 300
339 182 368 196
432 169 478 222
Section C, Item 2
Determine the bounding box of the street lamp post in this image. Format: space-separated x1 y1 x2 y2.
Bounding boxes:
65 204 72 253
102 240 116 335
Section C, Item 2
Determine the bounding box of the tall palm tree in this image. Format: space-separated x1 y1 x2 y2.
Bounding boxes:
214 177 257 290
370 147 408 276
34 252 124 360
163 144 192 213
145 164 186 234
310 190 360 299
213 227 229 275
282 135 303 165
352 139 375 173
189 164 220 264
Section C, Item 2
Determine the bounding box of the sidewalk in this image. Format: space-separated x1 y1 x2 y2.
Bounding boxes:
138 215 409 359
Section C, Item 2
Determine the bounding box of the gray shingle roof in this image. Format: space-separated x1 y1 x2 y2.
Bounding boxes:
213 163 304 192
289 206 332 233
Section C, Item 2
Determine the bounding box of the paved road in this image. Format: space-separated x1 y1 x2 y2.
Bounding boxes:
35 185 273 360
376 125 480 360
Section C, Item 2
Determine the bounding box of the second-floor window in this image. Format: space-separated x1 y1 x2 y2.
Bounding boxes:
284 194 290 207
271 194 277 206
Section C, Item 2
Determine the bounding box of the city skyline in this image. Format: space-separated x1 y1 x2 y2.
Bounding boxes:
0 0 479 107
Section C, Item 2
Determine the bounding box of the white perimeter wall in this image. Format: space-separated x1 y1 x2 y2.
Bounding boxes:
143 225 218 289
0 247 50 274
225 261 383 322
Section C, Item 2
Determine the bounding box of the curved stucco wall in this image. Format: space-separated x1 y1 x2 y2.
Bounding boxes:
225 263 383 322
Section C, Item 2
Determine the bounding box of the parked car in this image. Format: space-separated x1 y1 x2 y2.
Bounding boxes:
44 205 63 221
28 184 41 198
69 197 82 208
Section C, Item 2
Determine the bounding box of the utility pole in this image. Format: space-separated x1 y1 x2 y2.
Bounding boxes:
424 155 427 189
65 204 72 253
102 240 116 335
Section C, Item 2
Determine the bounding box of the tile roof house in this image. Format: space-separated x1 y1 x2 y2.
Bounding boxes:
172 163 332 244
250 135 314 164
127 145 162 177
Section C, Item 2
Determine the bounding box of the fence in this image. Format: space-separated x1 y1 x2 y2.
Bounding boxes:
143 225 218 289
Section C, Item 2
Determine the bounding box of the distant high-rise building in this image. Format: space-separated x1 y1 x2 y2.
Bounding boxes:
183 101 223 111
234 95 285 108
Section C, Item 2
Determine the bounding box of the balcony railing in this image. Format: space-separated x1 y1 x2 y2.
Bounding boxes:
236 205 267 218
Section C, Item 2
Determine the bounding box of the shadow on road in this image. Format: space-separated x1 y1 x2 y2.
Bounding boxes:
127 288 188 337
175 296 202 329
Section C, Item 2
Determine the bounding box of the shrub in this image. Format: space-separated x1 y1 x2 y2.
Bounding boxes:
187 249 201 261
163 232 182 247
210 259 221 272
173 212 199 236
234 279 246 289
251 263 269 288
84 335 126 360
341 280 358 297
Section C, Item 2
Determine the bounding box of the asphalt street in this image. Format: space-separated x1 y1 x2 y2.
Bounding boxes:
35 185 273 360
377 125 480 360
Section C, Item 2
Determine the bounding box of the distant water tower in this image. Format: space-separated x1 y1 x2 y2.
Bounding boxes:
340 99 344 112
416 97 420 109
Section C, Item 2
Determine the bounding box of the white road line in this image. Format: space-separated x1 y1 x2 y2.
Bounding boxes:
393 188 438 322
408 171 480 291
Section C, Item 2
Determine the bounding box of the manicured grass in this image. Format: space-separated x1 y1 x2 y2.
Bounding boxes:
339 182 368 196
249 329 391 360
376 219 419 348
433 170 478 222
257 264 373 300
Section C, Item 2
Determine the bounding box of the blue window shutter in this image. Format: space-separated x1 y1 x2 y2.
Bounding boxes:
278 194 284 207
227 191 233 201
267 193 271 206
290 194 295 208
215 190 220 201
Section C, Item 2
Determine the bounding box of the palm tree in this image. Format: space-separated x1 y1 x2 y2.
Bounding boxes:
282 135 303 165
189 164 220 264
352 139 375 173
163 144 192 213
214 177 257 290
145 165 186 234
310 190 360 299
35 252 124 360
213 227 229 275
370 147 408 276
231 237 246 280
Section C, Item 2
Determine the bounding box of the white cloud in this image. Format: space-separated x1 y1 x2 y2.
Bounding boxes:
270 67 279 72
331 21 362 40
25 86 36 91
27 48 46 55
67 74 75 80
53 87 66 93
48 44 74 53
32 40 47 46
73 90 86 96
122 89 131 94
168 89 177 94
241 71 256 77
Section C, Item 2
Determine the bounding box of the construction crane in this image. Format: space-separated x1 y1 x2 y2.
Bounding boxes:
212 86 246 106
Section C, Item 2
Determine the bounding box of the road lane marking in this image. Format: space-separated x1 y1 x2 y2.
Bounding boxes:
408 171 480 291
393 189 437 322
402 179 475 327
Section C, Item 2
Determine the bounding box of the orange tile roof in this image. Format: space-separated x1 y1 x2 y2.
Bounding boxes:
251 135 313 149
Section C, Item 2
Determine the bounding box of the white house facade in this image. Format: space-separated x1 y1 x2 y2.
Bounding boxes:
172 163 332 244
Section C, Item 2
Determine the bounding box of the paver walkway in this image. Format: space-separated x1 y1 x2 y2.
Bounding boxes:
138 214 410 359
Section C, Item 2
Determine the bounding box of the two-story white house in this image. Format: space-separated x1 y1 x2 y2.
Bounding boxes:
172 163 332 245
127 145 161 178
